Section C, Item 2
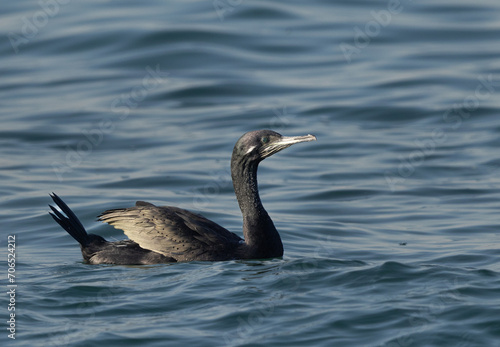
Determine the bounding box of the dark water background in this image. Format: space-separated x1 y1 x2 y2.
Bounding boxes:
1 1 500 346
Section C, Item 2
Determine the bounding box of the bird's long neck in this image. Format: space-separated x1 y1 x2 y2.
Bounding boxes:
231 157 283 258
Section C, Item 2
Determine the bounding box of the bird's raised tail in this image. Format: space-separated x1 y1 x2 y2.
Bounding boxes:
49 193 89 246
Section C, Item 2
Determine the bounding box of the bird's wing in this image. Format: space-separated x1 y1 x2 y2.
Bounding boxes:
97 201 242 261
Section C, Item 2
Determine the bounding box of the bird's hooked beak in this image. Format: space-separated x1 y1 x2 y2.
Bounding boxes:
260 134 317 158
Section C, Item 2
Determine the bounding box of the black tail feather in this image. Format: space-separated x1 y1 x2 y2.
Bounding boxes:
49 193 89 245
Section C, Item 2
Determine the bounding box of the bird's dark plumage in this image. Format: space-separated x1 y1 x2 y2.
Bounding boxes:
49 130 316 264
97 202 243 262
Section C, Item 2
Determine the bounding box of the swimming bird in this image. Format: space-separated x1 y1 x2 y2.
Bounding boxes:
49 130 316 264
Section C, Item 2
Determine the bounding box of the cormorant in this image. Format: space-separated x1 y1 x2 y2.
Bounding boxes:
49 130 316 264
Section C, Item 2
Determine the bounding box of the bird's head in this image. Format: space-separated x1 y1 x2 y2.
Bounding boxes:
233 130 316 163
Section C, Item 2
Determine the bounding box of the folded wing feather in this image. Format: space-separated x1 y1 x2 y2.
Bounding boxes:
97 201 242 261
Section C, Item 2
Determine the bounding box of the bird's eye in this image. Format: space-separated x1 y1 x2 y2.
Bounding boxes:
261 136 269 144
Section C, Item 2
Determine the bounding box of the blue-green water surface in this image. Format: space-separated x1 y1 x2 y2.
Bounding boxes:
1 1 500 346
